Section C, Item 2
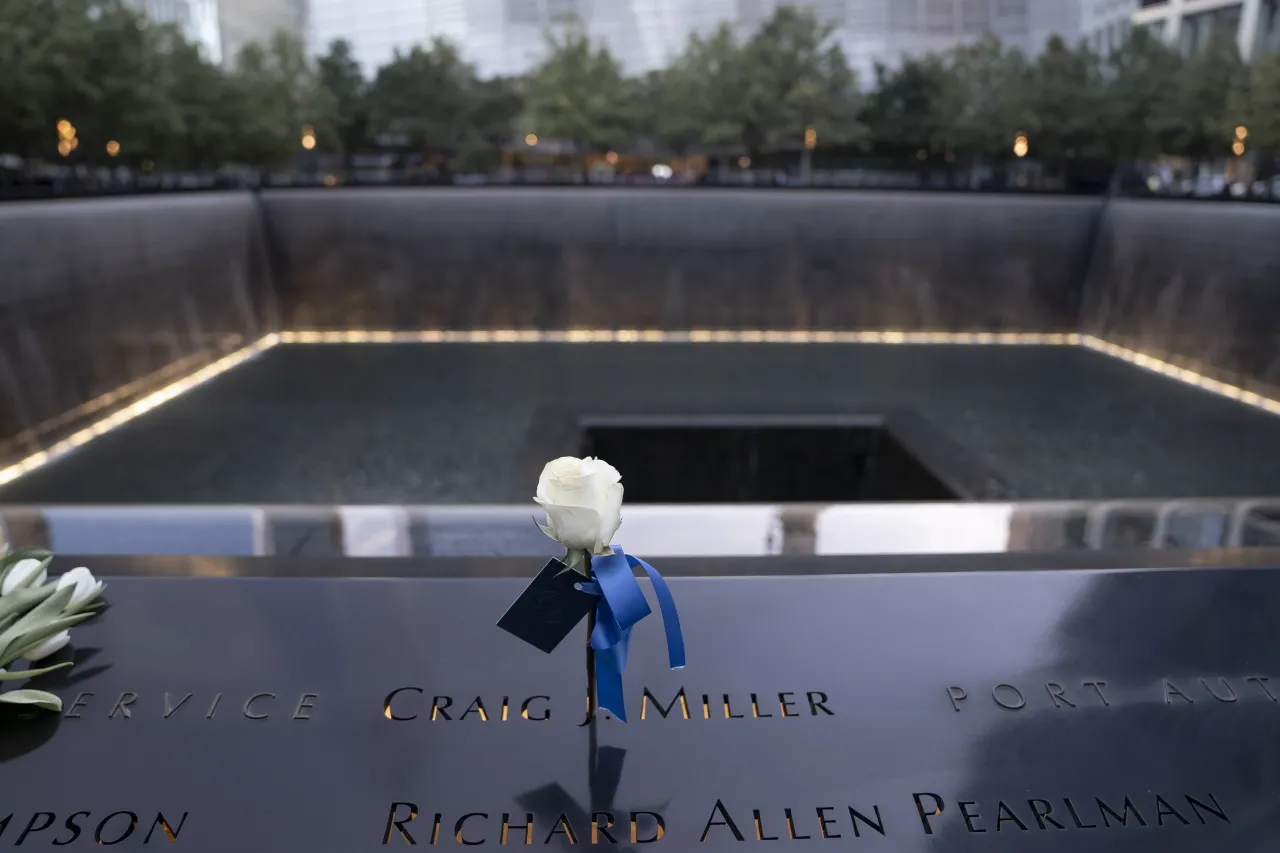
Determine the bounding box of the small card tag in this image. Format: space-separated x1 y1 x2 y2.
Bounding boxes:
497 559 596 654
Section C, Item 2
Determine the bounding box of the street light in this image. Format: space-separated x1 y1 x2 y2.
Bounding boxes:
804 127 817 150
1013 133 1029 158
106 140 120 157
301 133 317 150
605 151 618 165
1235 125 1248 141
57 119 73 139
525 133 538 146
1233 140 1246 156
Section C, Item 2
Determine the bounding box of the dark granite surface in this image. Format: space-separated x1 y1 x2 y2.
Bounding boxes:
2 342 1279 504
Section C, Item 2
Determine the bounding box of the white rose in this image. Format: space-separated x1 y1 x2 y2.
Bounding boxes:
22 630 70 662
1 558 47 595
535 456 624 567
56 567 104 612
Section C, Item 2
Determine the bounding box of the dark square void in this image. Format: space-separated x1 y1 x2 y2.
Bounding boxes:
2 342 1280 503
582 422 957 502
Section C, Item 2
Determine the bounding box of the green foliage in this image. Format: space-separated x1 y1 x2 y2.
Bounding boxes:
1020 36 1109 164
522 24 633 154
650 24 749 153
1100 27 1183 162
0 0 1276 174
227 32 338 169
1238 52 1280 152
369 39 475 152
318 39 370 159
864 55 954 156
940 35 1032 160
1157 28 1246 160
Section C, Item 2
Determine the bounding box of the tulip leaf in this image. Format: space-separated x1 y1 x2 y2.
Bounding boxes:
0 689 63 712
0 661 73 681
3 585 74 640
0 548 52 572
0 585 54 623
0 611 94 667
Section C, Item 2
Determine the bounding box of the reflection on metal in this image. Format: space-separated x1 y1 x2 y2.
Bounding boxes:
2 329 1279 490
4 499 1280 559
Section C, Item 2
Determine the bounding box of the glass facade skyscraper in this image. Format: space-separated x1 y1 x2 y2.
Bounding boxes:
127 0 306 67
308 0 1082 81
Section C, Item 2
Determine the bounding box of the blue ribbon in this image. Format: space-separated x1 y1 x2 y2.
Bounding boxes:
576 546 685 723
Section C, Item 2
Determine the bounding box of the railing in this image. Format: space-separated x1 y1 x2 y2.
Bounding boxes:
3 499 1277 558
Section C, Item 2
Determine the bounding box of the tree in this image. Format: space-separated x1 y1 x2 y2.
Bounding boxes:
1021 36 1108 167
522 24 633 165
226 31 338 169
651 23 749 154
1162 28 1246 161
318 39 370 161
1239 52 1280 155
368 38 475 162
150 26 242 170
939 34 1031 162
454 75 523 171
738 6 863 154
1100 27 1183 164
0 0 75 160
863 55 954 158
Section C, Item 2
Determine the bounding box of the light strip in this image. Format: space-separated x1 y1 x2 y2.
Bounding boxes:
0 334 280 487
1079 335 1280 416
2 328 1278 490
279 329 1081 346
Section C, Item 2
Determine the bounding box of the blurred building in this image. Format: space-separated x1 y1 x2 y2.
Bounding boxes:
309 0 1081 81
1081 0 1137 53
127 0 307 67
1133 0 1280 59
130 0 223 63
219 0 309 66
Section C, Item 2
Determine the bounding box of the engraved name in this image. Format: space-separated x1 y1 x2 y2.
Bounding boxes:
381 689 834 722
0 811 188 845
379 792 1229 844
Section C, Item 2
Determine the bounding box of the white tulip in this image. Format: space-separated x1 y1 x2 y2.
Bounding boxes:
535 456 624 568
56 566 104 612
22 630 70 662
1 559 46 596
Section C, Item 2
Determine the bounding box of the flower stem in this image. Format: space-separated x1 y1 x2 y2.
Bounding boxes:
580 553 597 727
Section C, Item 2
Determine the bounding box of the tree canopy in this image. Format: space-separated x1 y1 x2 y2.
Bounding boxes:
0 0 1274 177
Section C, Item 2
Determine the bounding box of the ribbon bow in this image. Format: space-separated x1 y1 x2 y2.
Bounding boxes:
576 546 685 723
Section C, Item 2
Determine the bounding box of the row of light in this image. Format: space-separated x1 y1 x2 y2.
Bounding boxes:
1079 335 1280 415
2 329 1277 488
277 329 1080 346
0 334 279 488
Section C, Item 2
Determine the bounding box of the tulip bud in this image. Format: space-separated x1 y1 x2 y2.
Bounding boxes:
1 558 47 596
22 630 70 662
55 566 104 612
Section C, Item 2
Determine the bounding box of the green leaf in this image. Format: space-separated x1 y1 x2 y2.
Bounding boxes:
0 611 94 667
0 584 56 624
0 548 52 572
0 689 63 712
0 660 73 681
